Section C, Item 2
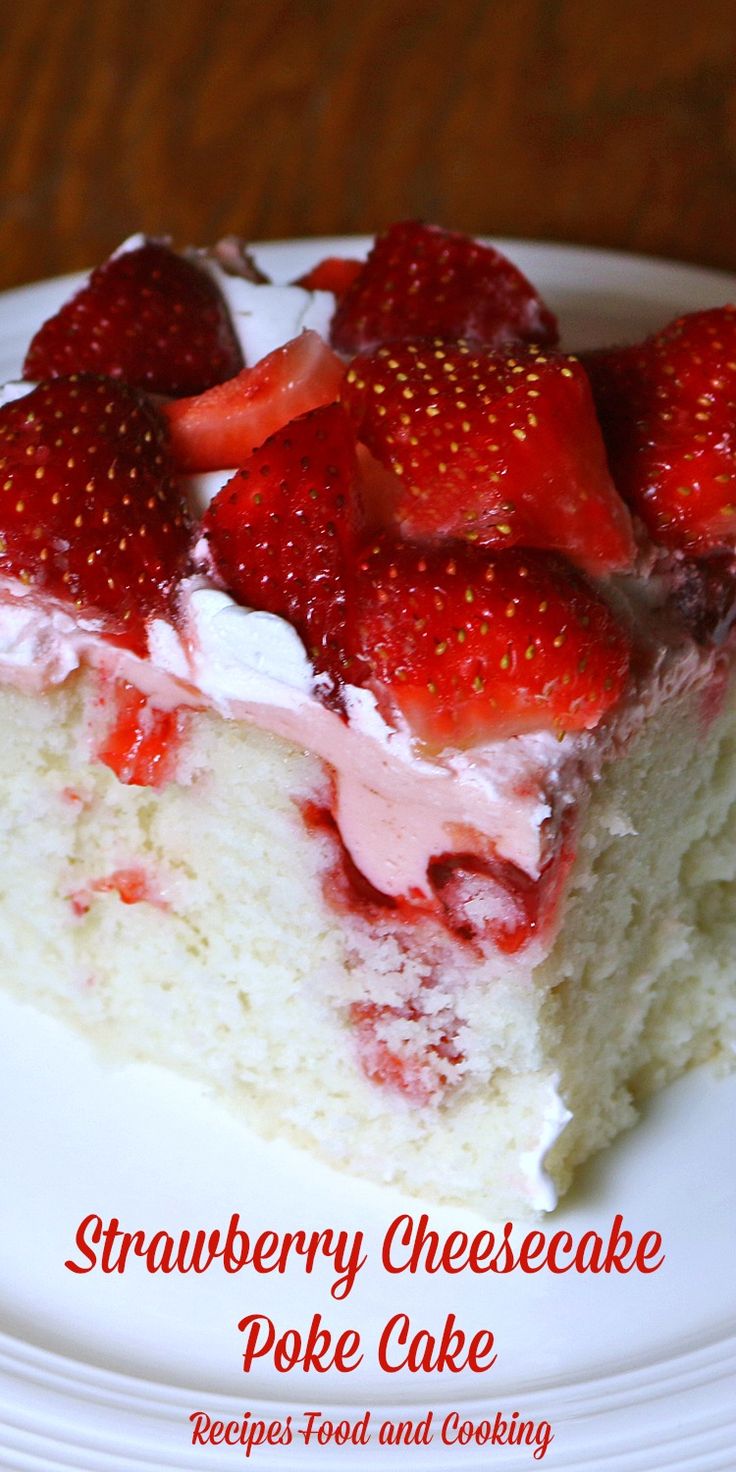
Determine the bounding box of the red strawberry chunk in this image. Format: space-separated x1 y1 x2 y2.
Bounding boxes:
164 331 345 472
350 538 630 748
584 306 736 554
0 375 190 647
202 402 365 690
97 679 185 787
331 221 558 355
23 241 243 397
294 257 363 298
342 340 635 573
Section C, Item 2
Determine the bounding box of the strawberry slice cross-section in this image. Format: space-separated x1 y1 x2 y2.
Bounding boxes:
294 258 363 298
164 330 345 473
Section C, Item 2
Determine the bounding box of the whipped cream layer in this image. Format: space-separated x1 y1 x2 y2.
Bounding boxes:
161 576 722 900
203 261 335 365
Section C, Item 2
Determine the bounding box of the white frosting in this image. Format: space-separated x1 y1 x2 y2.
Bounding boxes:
0 580 189 708
154 584 315 707
200 260 335 365
0 380 33 407
0 592 83 688
155 579 567 898
519 1079 573 1212
180 468 238 516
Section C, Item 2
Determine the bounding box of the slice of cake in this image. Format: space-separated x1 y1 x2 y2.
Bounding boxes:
0 223 734 1218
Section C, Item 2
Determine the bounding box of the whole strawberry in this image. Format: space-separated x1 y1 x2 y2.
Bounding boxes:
331 221 558 355
342 340 634 573
350 537 630 747
0 375 190 646
203 402 365 690
584 306 736 554
24 241 243 397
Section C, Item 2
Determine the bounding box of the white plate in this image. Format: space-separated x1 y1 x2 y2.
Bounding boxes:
0 239 735 1471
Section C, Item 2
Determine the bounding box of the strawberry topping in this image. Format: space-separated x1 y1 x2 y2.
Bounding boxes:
331 221 558 356
584 307 736 554
342 341 635 573
202 402 366 690
350 538 630 747
24 241 243 397
164 331 345 472
200 394 631 744
0 375 190 647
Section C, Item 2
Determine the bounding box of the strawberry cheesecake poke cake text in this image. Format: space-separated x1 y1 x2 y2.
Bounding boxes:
0 222 735 1215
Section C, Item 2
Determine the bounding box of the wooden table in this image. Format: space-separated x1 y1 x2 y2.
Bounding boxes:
1 0 736 292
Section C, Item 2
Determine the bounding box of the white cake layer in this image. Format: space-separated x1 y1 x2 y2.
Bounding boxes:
0 665 734 1218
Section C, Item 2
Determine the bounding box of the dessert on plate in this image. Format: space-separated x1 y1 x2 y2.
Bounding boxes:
0 223 734 1216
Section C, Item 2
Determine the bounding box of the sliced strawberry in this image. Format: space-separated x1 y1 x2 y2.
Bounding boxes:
584 307 736 554
294 257 363 297
331 221 558 355
164 331 345 472
350 537 630 747
202 402 364 689
342 341 635 572
0 375 190 645
23 241 243 397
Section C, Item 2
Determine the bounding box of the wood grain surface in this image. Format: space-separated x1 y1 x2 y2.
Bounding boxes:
1 0 736 291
